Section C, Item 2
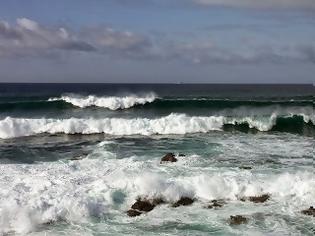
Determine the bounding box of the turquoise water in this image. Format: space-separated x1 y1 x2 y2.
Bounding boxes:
0 84 314 235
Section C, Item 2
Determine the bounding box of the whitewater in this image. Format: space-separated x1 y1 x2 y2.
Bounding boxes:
48 93 157 110
0 112 314 139
0 84 314 235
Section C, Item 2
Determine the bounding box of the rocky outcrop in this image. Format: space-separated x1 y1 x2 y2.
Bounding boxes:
127 197 166 217
160 153 178 163
172 197 194 207
229 215 248 225
131 199 155 212
301 206 315 217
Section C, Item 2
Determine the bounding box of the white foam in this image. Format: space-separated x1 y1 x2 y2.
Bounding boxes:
0 114 224 139
0 113 313 139
49 93 157 110
0 153 314 235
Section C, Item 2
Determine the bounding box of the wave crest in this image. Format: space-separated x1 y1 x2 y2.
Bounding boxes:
48 93 157 110
0 113 314 139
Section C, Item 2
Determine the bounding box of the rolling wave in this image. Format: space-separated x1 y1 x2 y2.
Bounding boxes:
0 113 313 139
48 93 157 110
0 95 312 112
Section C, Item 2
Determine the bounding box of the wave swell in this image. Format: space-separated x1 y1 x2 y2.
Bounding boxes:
48 93 157 110
0 113 313 139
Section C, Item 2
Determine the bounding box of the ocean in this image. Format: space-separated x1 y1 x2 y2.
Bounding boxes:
0 83 314 235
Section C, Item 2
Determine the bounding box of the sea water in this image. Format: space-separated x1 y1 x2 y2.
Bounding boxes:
0 84 314 235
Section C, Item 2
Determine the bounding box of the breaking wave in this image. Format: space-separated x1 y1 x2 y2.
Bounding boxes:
48 93 157 110
0 113 314 139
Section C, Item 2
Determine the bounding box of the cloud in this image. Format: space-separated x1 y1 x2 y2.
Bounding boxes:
192 0 315 10
0 18 314 65
0 18 151 59
0 18 96 58
81 27 153 59
162 40 315 65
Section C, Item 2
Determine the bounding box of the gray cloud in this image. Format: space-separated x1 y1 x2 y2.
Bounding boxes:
0 18 96 57
0 18 314 65
0 18 151 59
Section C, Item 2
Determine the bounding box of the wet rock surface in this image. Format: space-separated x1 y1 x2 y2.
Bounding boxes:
172 197 194 207
229 215 248 225
160 153 178 163
301 206 315 217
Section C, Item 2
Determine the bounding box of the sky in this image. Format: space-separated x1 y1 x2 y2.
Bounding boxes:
0 0 314 83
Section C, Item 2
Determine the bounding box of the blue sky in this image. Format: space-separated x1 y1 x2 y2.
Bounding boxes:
0 0 314 83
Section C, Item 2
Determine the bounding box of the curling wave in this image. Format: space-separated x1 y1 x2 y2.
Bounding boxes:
0 113 314 139
48 93 157 110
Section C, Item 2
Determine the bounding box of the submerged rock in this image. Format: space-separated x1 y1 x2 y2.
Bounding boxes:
301 206 315 217
206 199 226 209
229 215 248 225
172 197 194 207
160 153 178 163
240 194 270 203
127 209 142 217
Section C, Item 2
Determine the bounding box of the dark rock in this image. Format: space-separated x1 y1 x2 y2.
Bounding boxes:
131 199 155 212
240 194 270 203
178 153 186 157
206 199 226 209
229 215 248 225
249 194 270 203
301 206 315 217
127 197 166 217
127 209 142 217
172 197 194 207
239 166 252 170
160 153 177 163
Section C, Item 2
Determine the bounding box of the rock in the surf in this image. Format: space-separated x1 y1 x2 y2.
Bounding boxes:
127 209 142 217
240 194 270 203
239 166 252 170
160 153 177 163
301 206 315 217
206 199 226 209
131 198 156 212
172 197 194 207
229 215 248 225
